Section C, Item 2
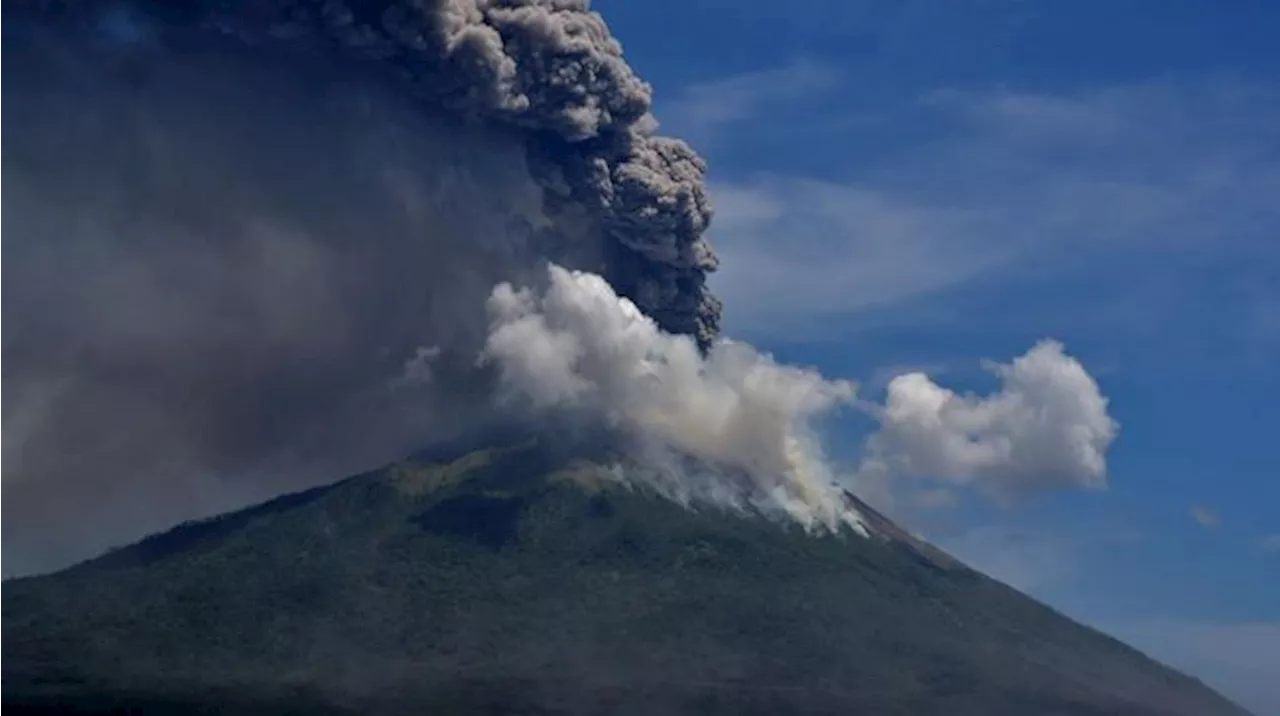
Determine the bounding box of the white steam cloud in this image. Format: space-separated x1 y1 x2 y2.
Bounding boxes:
860 340 1119 497
482 265 866 533
480 266 1121 534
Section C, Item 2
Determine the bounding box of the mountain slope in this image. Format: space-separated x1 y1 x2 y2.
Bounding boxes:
2 440 1252 716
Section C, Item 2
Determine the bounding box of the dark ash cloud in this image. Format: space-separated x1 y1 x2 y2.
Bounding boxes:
2 0 719 574
1 1 1120 578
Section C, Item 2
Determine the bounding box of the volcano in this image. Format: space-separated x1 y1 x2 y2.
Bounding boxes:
0 2 1257 714
2 438 1252 715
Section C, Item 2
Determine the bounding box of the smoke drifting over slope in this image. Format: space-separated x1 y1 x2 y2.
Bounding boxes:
3 0 1117 575
483 265 865 533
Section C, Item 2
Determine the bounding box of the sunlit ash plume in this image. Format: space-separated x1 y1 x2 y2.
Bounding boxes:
2 0 1118 575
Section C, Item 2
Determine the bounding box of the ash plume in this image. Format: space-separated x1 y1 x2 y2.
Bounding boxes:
2 0 717 574
2 0 1119 576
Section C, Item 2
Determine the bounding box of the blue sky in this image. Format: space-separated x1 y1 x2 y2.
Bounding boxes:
597 1 1279 712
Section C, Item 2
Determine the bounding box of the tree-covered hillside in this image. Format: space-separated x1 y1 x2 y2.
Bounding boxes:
2 440 1253 716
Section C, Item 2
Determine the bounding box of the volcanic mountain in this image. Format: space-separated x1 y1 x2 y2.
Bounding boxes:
2 438 1252 716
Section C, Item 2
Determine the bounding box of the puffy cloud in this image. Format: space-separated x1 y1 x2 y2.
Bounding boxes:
483 268 1120 525
482 265 865 533
1190 505 1221 528
860 340 1118 497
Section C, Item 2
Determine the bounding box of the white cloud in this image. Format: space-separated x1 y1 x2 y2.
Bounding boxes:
859 340 1118 497
482 264 866 533
865 362 950 396
704 78 1280 346
708 178 1004 330
483 267 1118 526
920 87 1132 143
1190 505 1221 529
661 60 839 138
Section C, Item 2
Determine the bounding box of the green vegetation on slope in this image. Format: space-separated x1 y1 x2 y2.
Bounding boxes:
2 440 1252 716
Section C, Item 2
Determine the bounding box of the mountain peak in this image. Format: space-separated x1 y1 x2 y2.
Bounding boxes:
3 443 1253 715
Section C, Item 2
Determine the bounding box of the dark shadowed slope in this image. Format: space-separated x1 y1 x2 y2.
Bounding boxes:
2 440 1252 716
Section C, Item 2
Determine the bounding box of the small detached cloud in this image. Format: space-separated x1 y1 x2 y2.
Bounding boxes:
858 340 1119 499
1190 505 1220 529
661 59 839 138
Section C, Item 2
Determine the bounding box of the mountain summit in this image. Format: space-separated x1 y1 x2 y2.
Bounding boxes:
2 439 1251 715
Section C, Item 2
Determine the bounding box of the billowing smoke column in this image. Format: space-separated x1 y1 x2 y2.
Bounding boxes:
2 0 1119 576
482 265 865 534
11 0 721 339
3 0 718 573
